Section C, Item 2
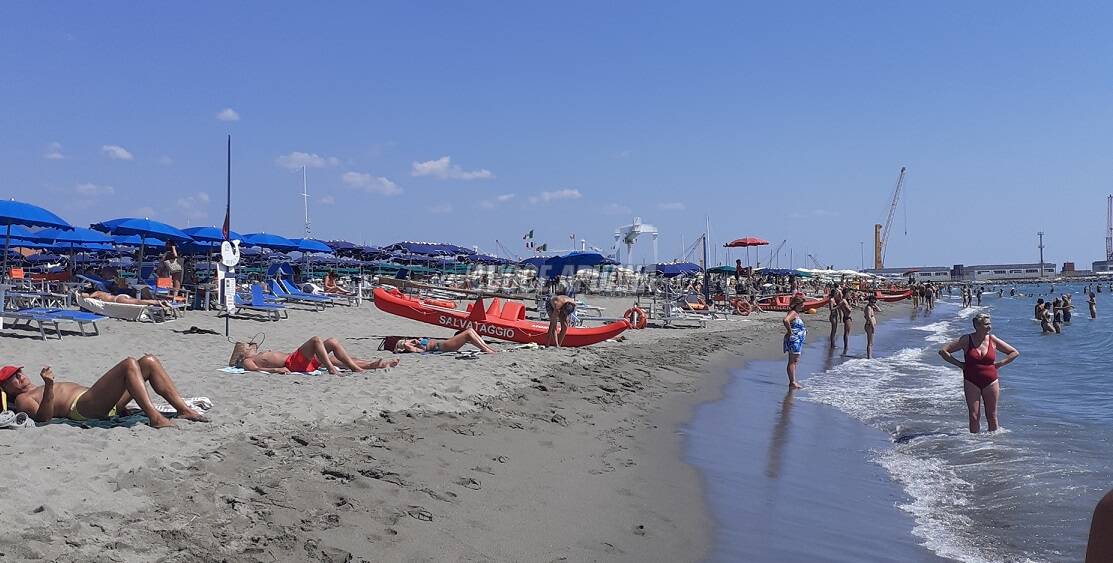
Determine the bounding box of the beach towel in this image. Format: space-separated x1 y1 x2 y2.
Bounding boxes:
124 396 213 416
219 366 327 376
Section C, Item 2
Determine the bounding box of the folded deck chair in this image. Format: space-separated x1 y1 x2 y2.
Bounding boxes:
268 279 327 311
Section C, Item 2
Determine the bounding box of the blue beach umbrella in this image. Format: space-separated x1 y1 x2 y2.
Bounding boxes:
290 238 333 253
91 217 193 242
0 200 72 272
182 225 243 244
241 232 299 251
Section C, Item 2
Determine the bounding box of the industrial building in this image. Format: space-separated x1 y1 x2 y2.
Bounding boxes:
863 263 1058 281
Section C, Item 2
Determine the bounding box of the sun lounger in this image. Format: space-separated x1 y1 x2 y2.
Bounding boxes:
73 292 172 323
269 279 327 311
226 285 287 321
278 279 340 306
0 307 107 340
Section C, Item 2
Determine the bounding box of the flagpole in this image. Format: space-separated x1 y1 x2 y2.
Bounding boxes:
225 134 231 338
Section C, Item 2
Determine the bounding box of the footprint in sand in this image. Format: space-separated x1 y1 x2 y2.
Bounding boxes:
454 477 482 490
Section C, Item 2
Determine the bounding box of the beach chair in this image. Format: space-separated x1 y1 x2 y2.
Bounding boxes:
278 278 340 306
269 279 328 311
0 286 107 339
228 284 287 321
73 292 173 323
77 274 111 293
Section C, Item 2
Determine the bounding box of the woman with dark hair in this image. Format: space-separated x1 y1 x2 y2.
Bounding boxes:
783 294 807 389
939 313 1020 433
157 240 183 301
838 288 854 355
827 287 841 347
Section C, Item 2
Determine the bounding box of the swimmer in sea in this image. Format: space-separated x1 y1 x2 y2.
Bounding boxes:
1040 302 1055 334
1034 298 1045 321
1062 294 1073 324
1090 291 1097 319
1052 298 1063 333
938 313 1020 433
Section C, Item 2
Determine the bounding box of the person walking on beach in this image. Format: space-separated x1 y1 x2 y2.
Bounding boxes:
864 294 880 359
938 313 1020 433
782 294 807 389
1089 291 1097 319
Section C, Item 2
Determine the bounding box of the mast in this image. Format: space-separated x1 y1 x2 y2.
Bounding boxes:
302 166 311 238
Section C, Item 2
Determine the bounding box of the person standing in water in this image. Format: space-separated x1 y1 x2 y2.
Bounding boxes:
782 294 807 389
939 313 1020 433
838 289 854 355
1052 297 1063 333
863 294 880 359
1034 298 1045 321
1089 291 1097 319
1062 294 1073 324
827 287 841 347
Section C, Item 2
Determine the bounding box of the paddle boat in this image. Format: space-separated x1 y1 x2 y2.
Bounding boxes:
875 289 913 302
373 287 629 347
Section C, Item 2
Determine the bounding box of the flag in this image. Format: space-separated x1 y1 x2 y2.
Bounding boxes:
523 230 533 240
536 243 547 252
570 233 575 240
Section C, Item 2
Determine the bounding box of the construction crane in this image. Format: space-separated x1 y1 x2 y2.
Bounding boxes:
874 166 907 270
768 239 787 267
1106 195 1112 261
494 239 522 262
807 253 824 269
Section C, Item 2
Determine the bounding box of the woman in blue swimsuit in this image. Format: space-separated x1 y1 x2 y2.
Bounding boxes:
783 294 807 389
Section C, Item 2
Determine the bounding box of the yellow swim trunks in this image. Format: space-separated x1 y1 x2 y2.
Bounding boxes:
68 391 118 421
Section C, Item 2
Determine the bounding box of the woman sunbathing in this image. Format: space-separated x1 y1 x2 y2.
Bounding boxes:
393 327 496 354
322 271 352 296
0 355 209 428
80 288 168 308
230 336 399 375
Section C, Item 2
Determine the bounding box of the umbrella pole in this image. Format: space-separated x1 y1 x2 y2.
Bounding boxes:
2 224 10 279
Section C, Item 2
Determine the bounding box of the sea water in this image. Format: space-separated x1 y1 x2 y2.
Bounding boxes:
689 284 1112 562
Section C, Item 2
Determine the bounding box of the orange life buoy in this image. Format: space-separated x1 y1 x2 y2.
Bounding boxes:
624 307 648 329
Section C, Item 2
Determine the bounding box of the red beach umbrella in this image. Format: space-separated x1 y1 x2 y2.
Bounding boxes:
724 237 769 248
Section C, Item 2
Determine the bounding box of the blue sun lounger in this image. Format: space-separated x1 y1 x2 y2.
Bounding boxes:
0 308 107 340
278 278 342 306
269 279 328 311
228 284 287 321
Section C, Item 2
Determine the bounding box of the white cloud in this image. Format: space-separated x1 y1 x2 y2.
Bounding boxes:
158 155 174 166
479 193 516 209
658 202 686 211
101 144 134 160
44 142 65 160
342 172 402 196
74 182 114 196
430 203 453 214
175 192 210 220
276 151 340 170
216 108 240 122
601 203 632 216
528 188 582 204
319 195 335 205
411 156 494 180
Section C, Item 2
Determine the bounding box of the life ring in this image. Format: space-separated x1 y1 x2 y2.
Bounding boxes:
624 307 648 329
732 300 751 316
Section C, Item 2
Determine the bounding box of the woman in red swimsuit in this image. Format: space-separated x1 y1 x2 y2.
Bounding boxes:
939 313 1020 433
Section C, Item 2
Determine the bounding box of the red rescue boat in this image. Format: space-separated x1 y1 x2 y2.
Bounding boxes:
875 290 913 302
373 287 629 347
756 294 831 312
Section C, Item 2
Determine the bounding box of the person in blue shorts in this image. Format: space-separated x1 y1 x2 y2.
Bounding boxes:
782 294 807 389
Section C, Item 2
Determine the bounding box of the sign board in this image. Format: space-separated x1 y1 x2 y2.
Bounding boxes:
223 277 237 313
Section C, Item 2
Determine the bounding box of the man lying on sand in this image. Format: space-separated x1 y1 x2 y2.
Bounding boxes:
393 327 496 354
230 336 399 375
0 356 210 428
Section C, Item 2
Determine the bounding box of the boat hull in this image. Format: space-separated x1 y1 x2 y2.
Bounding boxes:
757 294 831 312
875 290 912 302
373 288 629 347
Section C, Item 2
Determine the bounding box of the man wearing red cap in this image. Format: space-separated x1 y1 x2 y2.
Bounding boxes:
0 355 208 428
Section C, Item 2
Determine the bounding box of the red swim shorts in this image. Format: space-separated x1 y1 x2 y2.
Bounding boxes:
284 350 321 373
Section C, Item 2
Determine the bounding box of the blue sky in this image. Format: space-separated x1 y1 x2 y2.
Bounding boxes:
2 2 1112 268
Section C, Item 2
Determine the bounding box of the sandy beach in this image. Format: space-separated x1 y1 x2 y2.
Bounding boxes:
0 295 790 562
